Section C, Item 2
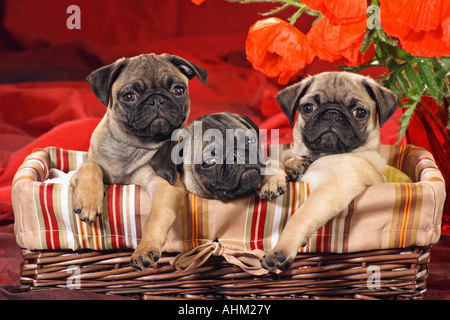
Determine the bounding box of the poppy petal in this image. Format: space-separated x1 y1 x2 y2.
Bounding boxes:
380 0 450 57
246 18 310 84
307 16 372 65
302 0 367 25
379 0 450 32
399 27 450 57
442 16 450 47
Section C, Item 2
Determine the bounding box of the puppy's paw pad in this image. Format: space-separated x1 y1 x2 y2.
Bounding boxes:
278 185 287 196
276 252 286 262
261 251 294 272
73 202 103 223
260 254 277 271
284 156 311 182
257 175 287 200
276 253 294 271
130 249 160 270
72 187 104 223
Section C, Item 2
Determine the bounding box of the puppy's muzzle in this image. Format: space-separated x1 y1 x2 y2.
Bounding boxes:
144 93 173 110
226 148 245 164
129 94 184 141
213 165 262 200
324 110 342 124
313 104 350 133
147 96 165 109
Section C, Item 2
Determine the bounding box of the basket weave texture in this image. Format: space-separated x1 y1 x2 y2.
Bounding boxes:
20 247 430 300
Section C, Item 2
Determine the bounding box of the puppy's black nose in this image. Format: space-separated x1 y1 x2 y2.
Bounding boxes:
226 149 245 164
324 110 342 124
148 97 164 109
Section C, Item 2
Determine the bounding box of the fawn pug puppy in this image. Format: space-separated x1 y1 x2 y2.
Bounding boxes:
260 72 399 271
177 112 287 200
70 53 207 270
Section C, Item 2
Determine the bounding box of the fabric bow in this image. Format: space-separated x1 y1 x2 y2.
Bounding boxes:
171 242 268 276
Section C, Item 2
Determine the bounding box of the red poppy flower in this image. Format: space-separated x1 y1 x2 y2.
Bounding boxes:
191 0 207 5
379 0 450 57
307 15 374 66
302 0 367 25
246 17 312 84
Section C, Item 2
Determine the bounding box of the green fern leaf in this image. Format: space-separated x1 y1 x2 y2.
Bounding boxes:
417 60 441 102
397 99 419 144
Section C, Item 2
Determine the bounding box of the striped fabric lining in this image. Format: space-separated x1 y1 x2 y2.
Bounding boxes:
244 182 310 252
32 182 141 250
183 193 209 251
389 183 423 248
243 183 362 253
12 144 445 255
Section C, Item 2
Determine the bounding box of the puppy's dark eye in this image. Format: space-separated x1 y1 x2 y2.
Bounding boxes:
301 103 316 114
122 92 137 103
247 137 257 145
172 86 186 96
353 108 368 119
202 158 217 168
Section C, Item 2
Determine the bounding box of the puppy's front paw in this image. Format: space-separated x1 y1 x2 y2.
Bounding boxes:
257 173 287 200
284 156 311 182
72 183 104 223
260 250 294 271
130 244 161 270
257 160 287 200
70 162 104 223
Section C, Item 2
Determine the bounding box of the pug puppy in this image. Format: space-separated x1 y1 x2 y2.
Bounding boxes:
174 112 287 200
69 53 207 270
260 72 400 271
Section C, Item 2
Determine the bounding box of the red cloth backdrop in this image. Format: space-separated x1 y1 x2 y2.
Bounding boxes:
0 0 405 293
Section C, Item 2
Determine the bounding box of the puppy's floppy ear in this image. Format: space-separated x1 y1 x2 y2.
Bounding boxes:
237 114 260 132
163 54 208 86
276 77 313 125
237 114 267 166
363 79 400 128
150 140 179 185
87 58 128 107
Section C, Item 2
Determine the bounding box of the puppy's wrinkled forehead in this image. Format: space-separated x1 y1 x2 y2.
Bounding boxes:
305 72 372 106
115 54 188 87
188 112 259 148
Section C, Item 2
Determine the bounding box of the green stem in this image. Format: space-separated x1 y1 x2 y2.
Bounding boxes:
288 4 307 25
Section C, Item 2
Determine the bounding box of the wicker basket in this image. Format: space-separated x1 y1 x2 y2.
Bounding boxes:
19 246 430 300
13 144 445 300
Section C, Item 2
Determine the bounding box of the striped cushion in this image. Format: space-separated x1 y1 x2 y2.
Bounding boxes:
12 144 445 274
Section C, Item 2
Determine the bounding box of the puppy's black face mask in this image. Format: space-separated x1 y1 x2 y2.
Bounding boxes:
189 113 265 201
117 77 188 142
300 99 370 157
194 134 263 200
276 72 400 161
